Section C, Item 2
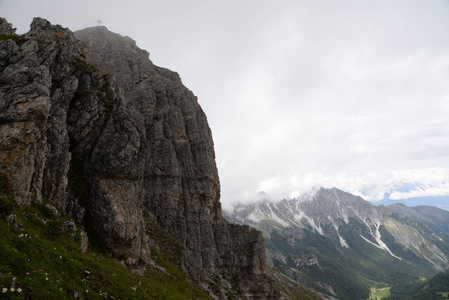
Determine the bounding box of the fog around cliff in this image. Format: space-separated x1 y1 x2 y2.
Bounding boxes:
2 0 449 209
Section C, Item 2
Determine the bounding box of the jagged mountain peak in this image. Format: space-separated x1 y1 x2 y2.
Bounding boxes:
230 187 382 232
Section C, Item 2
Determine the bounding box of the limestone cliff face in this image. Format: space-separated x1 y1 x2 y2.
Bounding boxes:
0 18 278 298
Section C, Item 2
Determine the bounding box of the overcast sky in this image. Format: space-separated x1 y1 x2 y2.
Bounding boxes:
2 0 449 209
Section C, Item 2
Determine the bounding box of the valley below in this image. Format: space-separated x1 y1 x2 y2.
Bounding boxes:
224 187 449 299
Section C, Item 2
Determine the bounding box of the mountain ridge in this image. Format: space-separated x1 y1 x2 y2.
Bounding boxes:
224 187 449 299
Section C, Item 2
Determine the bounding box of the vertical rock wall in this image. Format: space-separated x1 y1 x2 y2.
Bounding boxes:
0 18 279 298
75 27 273 296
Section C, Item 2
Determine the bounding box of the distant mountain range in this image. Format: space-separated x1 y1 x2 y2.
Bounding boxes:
375 195 449 212
358 180 449 211
224 187 449 299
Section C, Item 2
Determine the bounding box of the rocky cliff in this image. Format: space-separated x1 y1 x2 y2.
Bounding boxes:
0 17 308 299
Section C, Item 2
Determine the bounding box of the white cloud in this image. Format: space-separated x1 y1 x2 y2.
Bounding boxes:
295 168 449 203
2 0 449 208
389 185 449 200
230 167 449 206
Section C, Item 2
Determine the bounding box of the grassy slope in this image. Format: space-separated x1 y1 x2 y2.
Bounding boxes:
0 191 211 299
369 287 391 300
268 268 323 300
387 270 449 300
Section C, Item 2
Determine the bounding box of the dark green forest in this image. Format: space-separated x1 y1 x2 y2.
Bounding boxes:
387 270 449 300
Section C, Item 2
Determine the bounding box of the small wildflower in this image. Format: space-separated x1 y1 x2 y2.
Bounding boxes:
2 288 7 293
46 277 48 281
60 256 62 259
24 233 28 237
17 288 22 293
10 288 15 292
18 233 24 238
131 286 137 291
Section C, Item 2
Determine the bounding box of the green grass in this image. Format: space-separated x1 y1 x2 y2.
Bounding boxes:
71 55 100 73
369 287 391 300
0 34 20 42
0 195 211 299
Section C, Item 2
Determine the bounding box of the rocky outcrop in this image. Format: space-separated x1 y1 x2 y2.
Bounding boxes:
0 17 293 298
1 17 79 206
0 16 151 272
0 18 16 35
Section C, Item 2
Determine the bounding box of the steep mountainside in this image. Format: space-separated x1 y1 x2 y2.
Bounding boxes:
388 269 449 299
224 187 449 299
385 203 449 240
0 18 320 299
